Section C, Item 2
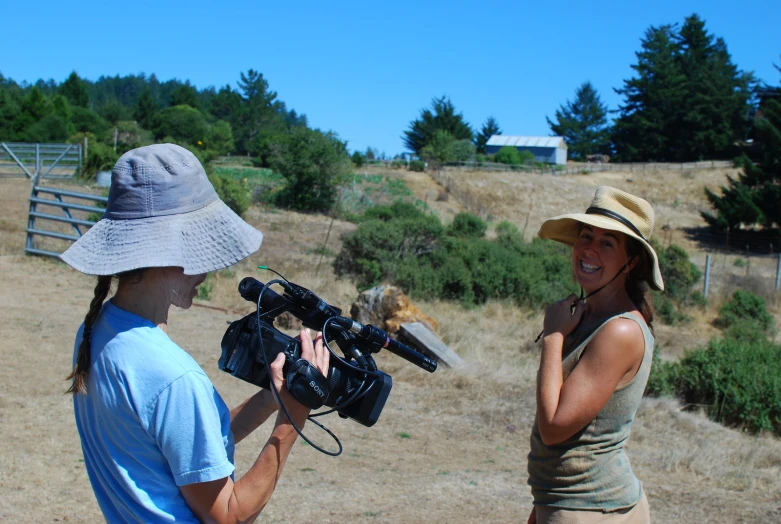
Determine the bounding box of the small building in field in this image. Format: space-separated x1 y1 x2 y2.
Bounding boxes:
486 135 568 165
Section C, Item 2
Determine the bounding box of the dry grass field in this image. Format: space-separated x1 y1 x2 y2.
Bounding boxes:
1 168 780 523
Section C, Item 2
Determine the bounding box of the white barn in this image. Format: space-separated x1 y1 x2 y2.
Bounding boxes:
486 135 568 165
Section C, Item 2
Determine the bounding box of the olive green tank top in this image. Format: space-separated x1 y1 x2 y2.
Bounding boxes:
527 312 654 511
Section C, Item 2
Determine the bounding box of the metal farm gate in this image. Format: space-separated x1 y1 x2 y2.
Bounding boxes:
1 142 82 179
26 180 107 258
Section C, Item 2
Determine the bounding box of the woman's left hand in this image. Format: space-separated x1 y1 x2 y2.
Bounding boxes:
543 293 586 340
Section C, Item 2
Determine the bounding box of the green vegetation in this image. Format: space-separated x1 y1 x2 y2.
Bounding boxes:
716 289 774 332
474 116 501 155
402 96 473 155
647 291 780 436
653 242 704 324
546 81 611 160
702 72 781 234
493 146 534 166
612 15 753 162
334 203 575 307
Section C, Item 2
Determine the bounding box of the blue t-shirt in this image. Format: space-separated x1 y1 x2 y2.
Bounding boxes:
72 301 235 523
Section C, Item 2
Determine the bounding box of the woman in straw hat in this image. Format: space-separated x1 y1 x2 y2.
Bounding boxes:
61 144 329 523
526 186 662 524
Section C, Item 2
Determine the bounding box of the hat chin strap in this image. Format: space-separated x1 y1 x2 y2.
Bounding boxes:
535 263 629 343
578 262 629 303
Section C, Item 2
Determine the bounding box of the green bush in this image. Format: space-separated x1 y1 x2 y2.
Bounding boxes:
493 146 523 165
82 142 119 178
335 203 575 307
653 242 704 324
409 160 426 172
208 171 250 217
448 212 487 238
716 290 773 332
659 325 781 435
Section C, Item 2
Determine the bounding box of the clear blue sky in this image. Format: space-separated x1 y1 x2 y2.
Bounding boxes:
1 0 779 155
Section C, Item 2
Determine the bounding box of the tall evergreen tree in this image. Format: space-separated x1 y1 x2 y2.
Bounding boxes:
612 25 686 161
547 82 610 160
134 88 158 129
59 72 90 108
612 15 751 162
235 69 284 153
403 96 472 154
703 68 781 232
474 116 501 155
674 15 753 160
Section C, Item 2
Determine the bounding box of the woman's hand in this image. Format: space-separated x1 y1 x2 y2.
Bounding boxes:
527 506 536 524
543 293 586 340
269 329 329 420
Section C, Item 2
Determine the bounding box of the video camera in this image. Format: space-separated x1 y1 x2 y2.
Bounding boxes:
219 276 437 427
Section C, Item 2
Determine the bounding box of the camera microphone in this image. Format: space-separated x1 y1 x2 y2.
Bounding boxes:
334 318 438 373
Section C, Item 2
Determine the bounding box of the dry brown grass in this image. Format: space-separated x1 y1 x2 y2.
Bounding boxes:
3 172 781 523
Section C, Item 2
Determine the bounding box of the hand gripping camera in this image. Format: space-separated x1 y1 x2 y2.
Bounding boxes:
219 277 438 427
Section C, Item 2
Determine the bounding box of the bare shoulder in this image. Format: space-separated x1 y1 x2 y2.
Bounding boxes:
587 316 645 362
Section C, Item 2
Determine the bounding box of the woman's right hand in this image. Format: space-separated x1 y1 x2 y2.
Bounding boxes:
527 506 536 524
269 329 329 421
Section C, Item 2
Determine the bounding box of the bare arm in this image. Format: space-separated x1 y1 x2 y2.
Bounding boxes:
181 330 329 524
230 389 278 445
536 297 644 446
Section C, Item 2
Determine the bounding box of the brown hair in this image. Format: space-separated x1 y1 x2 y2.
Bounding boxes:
625 237 655 333
66 269 145 395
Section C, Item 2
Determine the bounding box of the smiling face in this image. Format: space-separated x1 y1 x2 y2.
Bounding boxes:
572 225 632 293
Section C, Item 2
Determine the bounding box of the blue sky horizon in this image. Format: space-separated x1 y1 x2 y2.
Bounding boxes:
2 0 779 156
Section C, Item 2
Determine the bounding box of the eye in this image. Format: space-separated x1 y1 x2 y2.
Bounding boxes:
602 240 614 248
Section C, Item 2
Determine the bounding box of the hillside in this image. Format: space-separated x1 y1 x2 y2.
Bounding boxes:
1 168 780 523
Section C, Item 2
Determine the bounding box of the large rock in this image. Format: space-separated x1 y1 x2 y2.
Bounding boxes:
350 285 439 336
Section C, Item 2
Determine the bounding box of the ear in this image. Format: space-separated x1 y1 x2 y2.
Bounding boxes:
624 255 640 273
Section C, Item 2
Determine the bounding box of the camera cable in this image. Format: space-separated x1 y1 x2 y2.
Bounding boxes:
256 279 343 456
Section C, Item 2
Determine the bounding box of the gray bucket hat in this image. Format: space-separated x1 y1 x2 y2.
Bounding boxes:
60 144 263 276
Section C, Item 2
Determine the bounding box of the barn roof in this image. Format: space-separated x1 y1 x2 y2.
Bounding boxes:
486 135 567 149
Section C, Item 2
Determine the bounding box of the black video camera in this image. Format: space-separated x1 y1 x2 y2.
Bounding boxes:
219 277 438 427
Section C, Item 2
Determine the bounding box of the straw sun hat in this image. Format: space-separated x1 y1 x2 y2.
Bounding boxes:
537 186 664 291
60 144 263 276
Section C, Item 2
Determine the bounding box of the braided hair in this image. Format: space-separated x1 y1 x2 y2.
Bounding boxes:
66 269 145 395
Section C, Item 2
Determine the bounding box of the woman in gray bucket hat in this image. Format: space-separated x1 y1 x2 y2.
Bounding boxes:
526 187 662 524
62 144 329 523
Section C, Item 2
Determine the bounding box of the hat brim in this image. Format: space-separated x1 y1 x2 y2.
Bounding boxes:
60 200 263 276
538 213 664 292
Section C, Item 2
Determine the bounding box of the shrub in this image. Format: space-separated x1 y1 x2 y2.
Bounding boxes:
716 290 773 332
493 146 523 165
647 318 781 436
82 142 119 178
409 160 426 172
448 212 487 238
653 242 704 324
208 171 250 217
335 203 575 307
676 327 781 434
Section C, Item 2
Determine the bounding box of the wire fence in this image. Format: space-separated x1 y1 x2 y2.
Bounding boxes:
692 251 781 303
442 159 735 175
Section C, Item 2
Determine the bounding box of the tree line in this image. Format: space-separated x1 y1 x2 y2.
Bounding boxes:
402 15 764 165
0 68 351 212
